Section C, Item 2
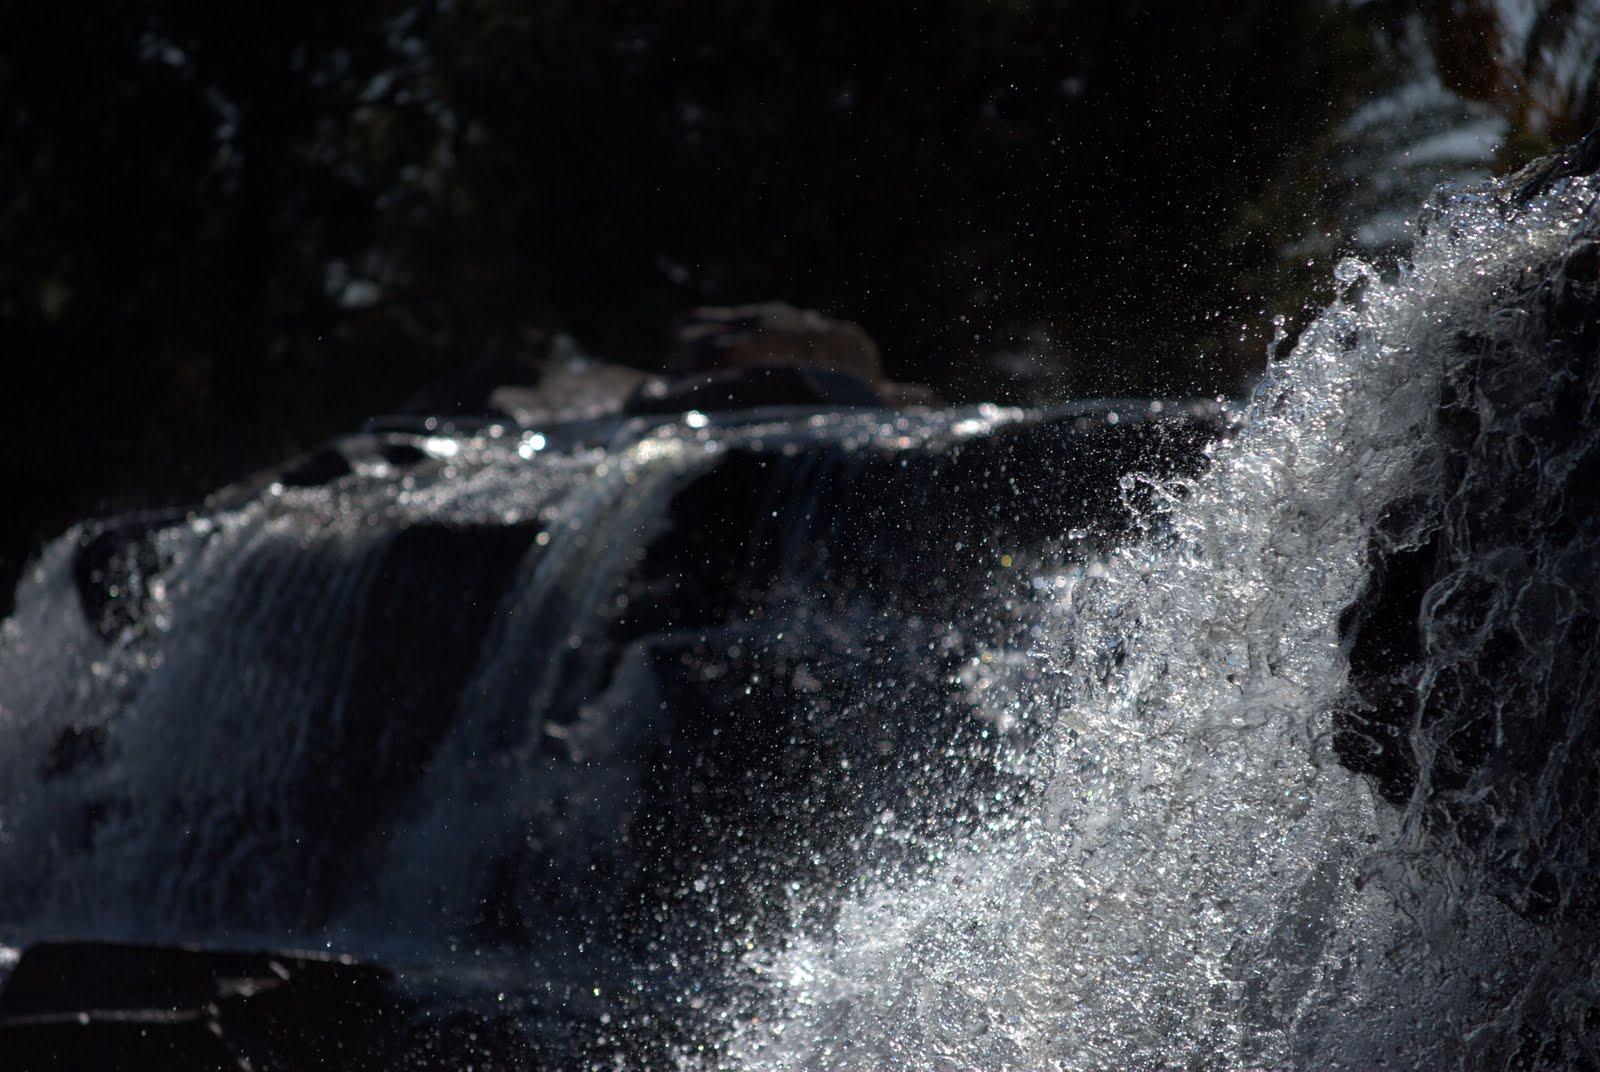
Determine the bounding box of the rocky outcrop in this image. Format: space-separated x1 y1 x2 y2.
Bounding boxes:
387 304 943 422
487 354 647 424
378 402 1224 951
655 301 939 411
668 301 884 383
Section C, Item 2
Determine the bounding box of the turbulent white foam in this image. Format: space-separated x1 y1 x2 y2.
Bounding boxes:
719 179 1598 1070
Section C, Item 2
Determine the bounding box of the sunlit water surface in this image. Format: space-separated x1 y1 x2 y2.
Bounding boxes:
715 173 1600 1071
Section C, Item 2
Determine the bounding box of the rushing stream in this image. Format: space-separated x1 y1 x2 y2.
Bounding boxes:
716 148 1600 1070
1 145 1598 1069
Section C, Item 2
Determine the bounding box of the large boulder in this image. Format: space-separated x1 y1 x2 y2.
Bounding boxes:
654 302 947 412
7 395 1223 1068
668 301 884 383
392 306 936 421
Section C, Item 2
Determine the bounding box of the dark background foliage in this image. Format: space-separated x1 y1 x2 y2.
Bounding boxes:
2 1 1594 596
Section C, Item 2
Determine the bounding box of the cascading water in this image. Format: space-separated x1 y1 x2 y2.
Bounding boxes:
0 140 1596 1070
7 391 1171 1015
0 423 706 942
715 154 1600 1069
0 406 1010 944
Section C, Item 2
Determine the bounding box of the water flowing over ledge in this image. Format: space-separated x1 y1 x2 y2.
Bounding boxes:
1 139 1597 1070
717 146 1600 1071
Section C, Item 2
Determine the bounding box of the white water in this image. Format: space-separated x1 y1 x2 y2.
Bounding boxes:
719 177 1600 1069
0 162 1596 1070
0 405 1027 951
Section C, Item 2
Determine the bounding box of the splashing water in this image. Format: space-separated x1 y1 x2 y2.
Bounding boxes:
0 145 1596 1070
0 427 701 942
718 173 1600 1069
0 402 1053 957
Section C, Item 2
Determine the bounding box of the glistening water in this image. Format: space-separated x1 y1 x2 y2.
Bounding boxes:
0 155 1597 1069
715 167 1600 1068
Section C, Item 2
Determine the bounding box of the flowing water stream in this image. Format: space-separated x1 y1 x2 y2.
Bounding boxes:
0 152 1597 1069
715 162 1600 1070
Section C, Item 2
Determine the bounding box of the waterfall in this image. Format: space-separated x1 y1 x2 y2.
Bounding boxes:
0 404 1077 951
716 163 1600 1069
0 427 699 938
1 149 1597 1071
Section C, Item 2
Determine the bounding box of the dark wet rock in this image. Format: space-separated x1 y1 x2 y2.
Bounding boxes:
1337 143 1600 919
72 508 187 642
276 445 355 488
0 397 1232 1071
489 357 647 424
1510 124 1600 204
573 400 1224 959
618 400 1223 639
0 941 397 1071
14 388 1229 1068
0 1010 246 1072
0 940 391 1016
669 301 884 384
624 364 886 415
379 438 431 468
288 398 1223 953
